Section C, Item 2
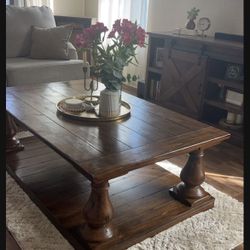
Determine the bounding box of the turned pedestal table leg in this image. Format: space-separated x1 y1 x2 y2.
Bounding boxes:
6 112 24 153
79 180 115 243
169 149 211 206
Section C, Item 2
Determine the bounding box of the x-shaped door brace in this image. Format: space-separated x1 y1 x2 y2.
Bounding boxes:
160 56 207 112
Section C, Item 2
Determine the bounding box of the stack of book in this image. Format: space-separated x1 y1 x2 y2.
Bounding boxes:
149 79 161 101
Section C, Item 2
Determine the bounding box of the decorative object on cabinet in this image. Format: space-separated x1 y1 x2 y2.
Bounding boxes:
225 112 237 124
235 114 243 125
172 28 197 36
197 17 211 37
219 118 242 130
224 63 243 81
214 32 243 43
225 89 243 106
220 113 243 128
185 7 200 30
219 110 242 130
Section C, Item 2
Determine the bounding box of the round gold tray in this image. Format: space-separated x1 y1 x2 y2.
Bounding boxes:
56 95 131 122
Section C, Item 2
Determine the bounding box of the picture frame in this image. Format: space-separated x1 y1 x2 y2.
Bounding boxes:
155 47 165 68
225 88 243 106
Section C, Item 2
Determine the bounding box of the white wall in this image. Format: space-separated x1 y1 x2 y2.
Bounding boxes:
53 0 98 18
52 0 243 35
147 0 243 36
85 0 98 17
53 0 85 17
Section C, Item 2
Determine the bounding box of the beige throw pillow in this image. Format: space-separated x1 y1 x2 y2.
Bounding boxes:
6 5 56 58
30 25 73 60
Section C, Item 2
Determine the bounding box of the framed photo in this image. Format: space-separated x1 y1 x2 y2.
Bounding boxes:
155 47 165 68
225 89 243 106
224 63 243 81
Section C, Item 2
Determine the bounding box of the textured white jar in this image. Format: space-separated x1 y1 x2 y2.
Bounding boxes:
226 112 236 124
99 88 121 117
235 114 243 125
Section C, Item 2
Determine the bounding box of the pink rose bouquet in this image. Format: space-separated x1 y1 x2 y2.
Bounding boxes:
75 19 147 91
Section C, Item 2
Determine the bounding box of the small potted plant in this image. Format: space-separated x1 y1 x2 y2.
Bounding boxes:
186 7 200 30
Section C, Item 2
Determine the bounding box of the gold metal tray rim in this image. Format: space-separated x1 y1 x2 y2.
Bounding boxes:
56 95 131 122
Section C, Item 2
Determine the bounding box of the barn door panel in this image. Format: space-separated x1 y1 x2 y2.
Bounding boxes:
159 49 207 119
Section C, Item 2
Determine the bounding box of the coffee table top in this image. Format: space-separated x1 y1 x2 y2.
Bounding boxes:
6 80 230 181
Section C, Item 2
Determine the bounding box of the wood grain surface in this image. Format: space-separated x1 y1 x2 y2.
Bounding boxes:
6 80 230 248
6 80 230 182
6 136 214 250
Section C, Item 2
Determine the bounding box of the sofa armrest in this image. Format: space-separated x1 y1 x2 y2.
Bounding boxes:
68 42 78 59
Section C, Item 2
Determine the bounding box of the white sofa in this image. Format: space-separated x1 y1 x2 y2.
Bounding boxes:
6 5 85 86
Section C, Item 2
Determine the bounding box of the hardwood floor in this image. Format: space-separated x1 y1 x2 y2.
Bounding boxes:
6 230 21 250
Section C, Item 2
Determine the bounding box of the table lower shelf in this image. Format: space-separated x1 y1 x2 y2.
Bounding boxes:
6 136 214 250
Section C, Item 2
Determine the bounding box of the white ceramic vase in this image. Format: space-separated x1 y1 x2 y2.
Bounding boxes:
99 88 121 118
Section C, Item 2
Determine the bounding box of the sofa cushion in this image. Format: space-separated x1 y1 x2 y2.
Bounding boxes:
6 5 56 58
67 42 78 60
6 57 84 86
30 25 73 60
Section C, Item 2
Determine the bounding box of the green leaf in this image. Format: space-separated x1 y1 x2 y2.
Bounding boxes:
127 73 131 82
105 81 122 91
113 70 123 80
132 75 137 81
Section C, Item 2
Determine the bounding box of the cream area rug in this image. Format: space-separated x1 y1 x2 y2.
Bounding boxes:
6 132 243 250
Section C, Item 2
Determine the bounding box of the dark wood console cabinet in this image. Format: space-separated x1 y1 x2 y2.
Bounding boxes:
145 32 243 146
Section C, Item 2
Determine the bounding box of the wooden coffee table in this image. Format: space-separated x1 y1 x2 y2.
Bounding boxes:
6 80 230 249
